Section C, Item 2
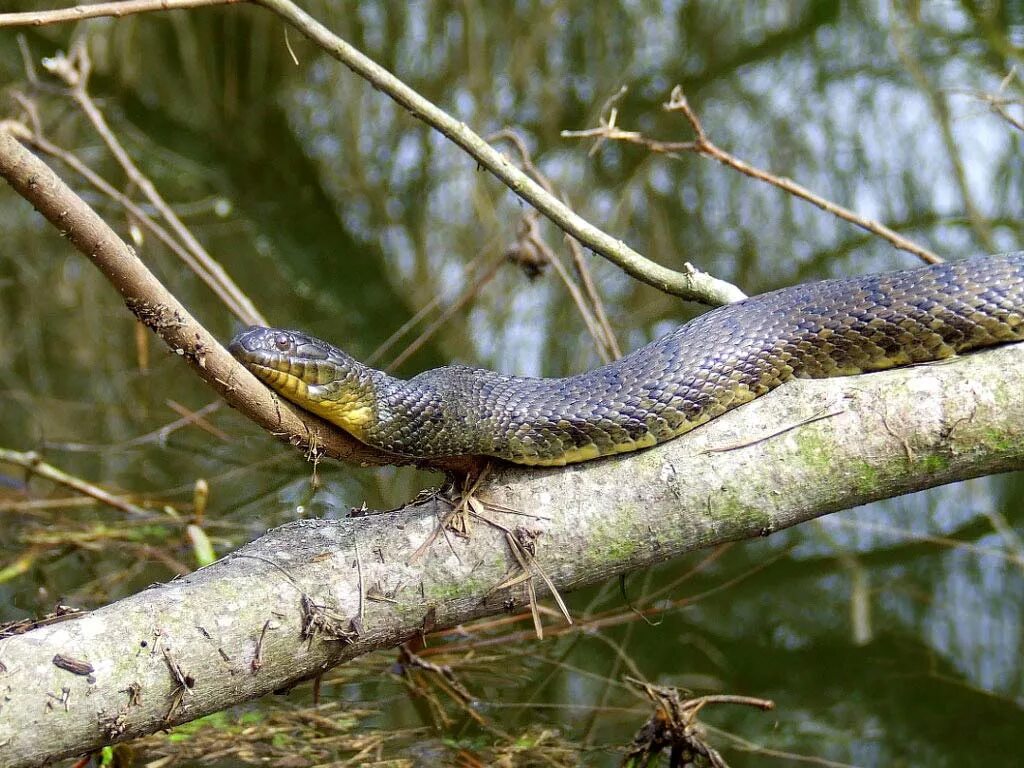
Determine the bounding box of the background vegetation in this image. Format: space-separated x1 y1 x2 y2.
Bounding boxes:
1 1 1023 765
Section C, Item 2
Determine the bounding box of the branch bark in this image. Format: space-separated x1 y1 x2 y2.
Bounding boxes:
2 340 1023 766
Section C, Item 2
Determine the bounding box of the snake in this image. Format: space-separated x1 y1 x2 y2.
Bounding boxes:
230 253 1024 466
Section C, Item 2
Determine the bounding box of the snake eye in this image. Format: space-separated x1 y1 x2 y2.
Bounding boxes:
274 334 292 352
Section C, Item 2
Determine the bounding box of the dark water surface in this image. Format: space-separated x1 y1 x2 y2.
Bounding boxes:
1 2 1023 765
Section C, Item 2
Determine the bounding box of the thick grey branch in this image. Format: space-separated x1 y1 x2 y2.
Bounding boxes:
2 342 1023 766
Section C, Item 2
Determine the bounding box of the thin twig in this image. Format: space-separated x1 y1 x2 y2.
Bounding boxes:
386 252 506 371
989 100 1024 132
164 400 229 442
519 213 615 363
704 403 846 453
0 497 126 514
490 128 621 360
0 447 150 518
13 113 254 326
470 503 573 633
563 85 945 266
365 249 491 366
41 401 224 453
0 0 240 27
890 20 997 254
959 68 1024 134
565 236 622 359
354 542 365 630
39 45 267 326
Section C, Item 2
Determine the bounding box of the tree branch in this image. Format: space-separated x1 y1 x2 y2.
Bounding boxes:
0 0 240 27
0 0 746 306
563 85 945 266
2 339 1023 765
0 124 403 468
250 0 744 304
0 447 150 518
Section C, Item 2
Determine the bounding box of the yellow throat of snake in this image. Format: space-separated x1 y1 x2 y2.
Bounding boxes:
230 329 379 443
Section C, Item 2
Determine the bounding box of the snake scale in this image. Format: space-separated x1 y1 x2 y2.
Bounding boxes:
230 253 1024 466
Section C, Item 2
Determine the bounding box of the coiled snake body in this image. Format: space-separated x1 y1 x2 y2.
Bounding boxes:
230 254 1024 466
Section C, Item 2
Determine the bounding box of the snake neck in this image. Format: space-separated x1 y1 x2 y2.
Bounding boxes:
300 355 400 445
306 363 482 459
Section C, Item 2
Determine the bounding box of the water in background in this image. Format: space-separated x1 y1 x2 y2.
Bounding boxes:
1 2 1022 765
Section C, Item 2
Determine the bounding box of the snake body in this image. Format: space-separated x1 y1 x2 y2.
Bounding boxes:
230 254 1024 466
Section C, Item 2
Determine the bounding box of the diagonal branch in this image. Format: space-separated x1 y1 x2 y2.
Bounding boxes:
0 124 404 469
251 0 744 304
563 86 944 266
0 0 746 306
0 447 151 518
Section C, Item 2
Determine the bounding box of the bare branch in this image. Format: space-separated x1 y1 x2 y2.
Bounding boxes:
490 128 622 361
564 85 945 266
0 124 406 469
0 0 241 27
253 0 745 304
890 18 997 254
0 447 151 518
364 250 493 366
0 0 745 306
385 253 505 371
959 67 1024 134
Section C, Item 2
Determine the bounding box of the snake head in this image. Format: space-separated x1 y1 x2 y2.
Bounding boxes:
229 327 333 384
229 326 381 441
231 326 325 361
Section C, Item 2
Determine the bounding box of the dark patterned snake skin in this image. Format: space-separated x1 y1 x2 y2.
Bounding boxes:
230 253 1024 465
